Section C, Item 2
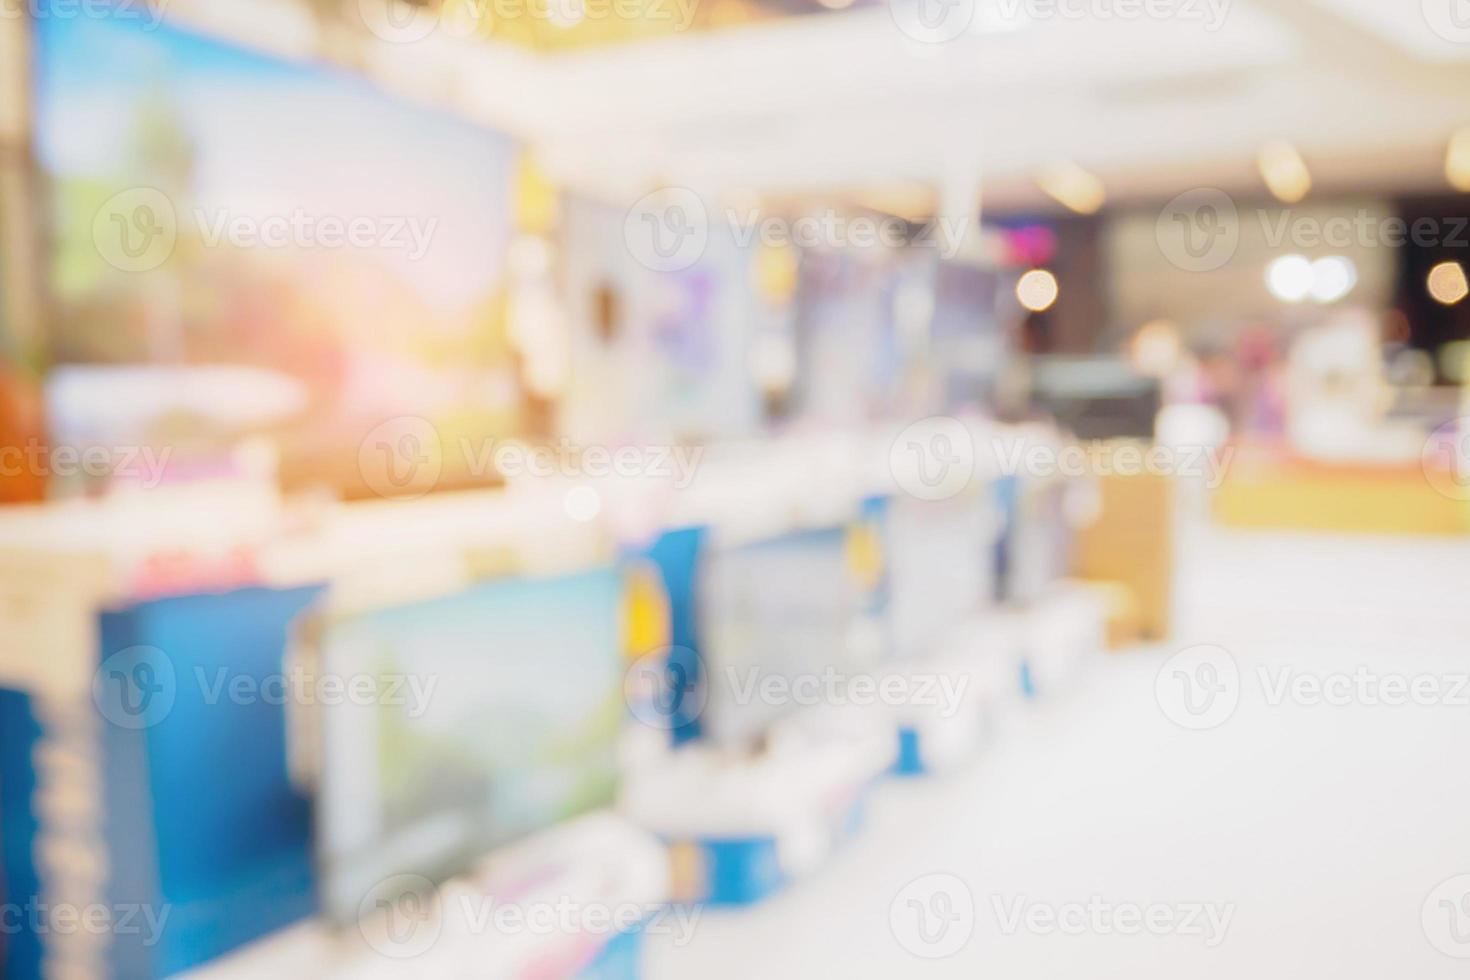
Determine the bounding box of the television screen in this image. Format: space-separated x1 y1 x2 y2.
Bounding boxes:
696 527 874 748
788 250 904 424
34 10 519 493
930 259 1006 411
884 492 994 661
315 569 625 923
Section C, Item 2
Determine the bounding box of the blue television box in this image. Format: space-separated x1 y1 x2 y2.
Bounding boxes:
0 583 324 979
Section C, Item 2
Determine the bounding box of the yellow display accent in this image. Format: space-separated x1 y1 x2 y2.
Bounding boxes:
667 841 708 904
845 520 884 593
484 0 772 52
1213 453 1470 536
622 561 671 661
754 242 799 306
514 152 559 235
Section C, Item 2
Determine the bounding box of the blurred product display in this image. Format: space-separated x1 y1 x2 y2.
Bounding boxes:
2 2 1469 979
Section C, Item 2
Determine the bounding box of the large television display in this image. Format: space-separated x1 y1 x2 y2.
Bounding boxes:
884 491 993 661
35 9 519 492
696 527 875 748
316 569 626 923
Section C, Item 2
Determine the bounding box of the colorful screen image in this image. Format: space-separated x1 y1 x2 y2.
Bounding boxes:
316 569 625 922
789 250 904 424
35 9 518 491
696 527 874 748
930 259 1006 409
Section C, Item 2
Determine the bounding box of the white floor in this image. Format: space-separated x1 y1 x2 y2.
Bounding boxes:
645 528 1470 978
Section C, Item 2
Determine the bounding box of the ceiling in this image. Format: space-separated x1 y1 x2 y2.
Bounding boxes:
166 0 1470 215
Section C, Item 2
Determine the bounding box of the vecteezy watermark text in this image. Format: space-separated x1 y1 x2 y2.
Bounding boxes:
193 666 439 717
888 874 1233 959
0 0 167 28
358 418 705 500
888 0 1229 46
0 899 171 948
722 666 971 717
357 877 701 960
886 416 1235 502
1257 665 1470 709
92 187 439 273
355 0 701 44
622 651 971 731
1157 189 1470 273
623 188 969 272
991 895 1235 946
91 646 439 730
1156 644 1470 730
993 438 1234 488
0 440 171 488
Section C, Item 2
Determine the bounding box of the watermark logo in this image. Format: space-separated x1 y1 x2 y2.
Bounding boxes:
991 895 1234 946
92 646 177 730
359 416 444 500
889 416 976 501
890 873 975 958
93 187 177 273
889 0 975 44
1423 874 1470 958
358 0 476 43
624 647 706 731
1155 644 1239 730
358 874 443 960
1423 0 1470 45
1422 417 1470 502
1156 188 1239 272
624 188 709 272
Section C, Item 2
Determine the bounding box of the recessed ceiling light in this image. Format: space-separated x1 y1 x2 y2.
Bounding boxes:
1428 261 1469 306
1036 161 1105 215
1016 269 1059 312
1265 254 1314 303
1258 141 1311 204
1308 256 1357 304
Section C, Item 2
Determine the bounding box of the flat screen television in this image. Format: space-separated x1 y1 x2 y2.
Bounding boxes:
930 258 1007 410
314 568 625 923
884 491 994 661
695 527 874 748
34 8 519 495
